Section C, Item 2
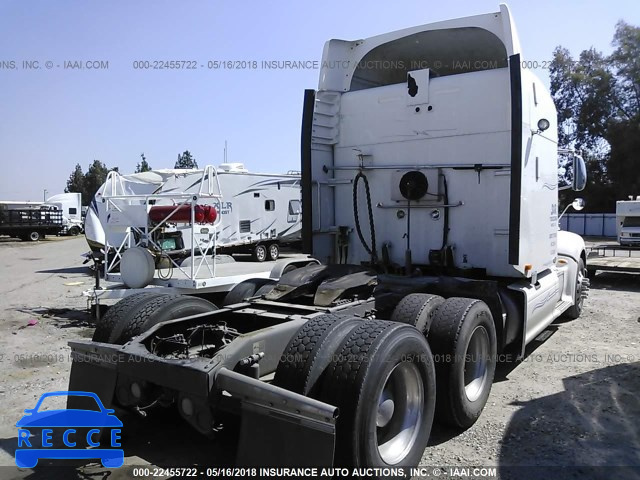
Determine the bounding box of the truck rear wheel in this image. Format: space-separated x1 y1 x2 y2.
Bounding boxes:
253 244 267 262
116 295 218 344
92 293 163 343
223 278 276 306
429 297 496 429
274 314 362 396
28 231 41 241
319 320 436 468
391 293 444 335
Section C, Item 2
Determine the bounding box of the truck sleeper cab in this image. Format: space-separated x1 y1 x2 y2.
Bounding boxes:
68 4 589 473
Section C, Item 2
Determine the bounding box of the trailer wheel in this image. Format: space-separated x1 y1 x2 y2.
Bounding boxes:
92 293 163 343
253 244 267 262
28 231 41 241
429 297 496 429
223 278 276 306
268 243 280 261
319 321 436 468
116 294 218 344
274 314 362 396
391 293 444 335
564 258 587 319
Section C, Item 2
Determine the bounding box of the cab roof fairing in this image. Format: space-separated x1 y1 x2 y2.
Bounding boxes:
318 3 522 93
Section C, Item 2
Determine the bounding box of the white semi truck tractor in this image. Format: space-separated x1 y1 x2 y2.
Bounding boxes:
67 4 588 472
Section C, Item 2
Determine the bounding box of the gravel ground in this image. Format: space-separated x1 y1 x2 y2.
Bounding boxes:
0 236 638 479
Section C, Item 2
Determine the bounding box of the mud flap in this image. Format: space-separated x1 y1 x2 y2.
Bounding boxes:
216 368 336 467
67 341 119 410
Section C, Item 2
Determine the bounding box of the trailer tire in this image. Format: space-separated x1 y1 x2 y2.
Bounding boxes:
319 320 436 468
564 258 587 320
223 278 276 306
274 314 362 397
115 295 218 344
28 231 41 241
92 293 163 343
391 293 444 335
268 243 280 261
429 297 496 429
253 244 267 262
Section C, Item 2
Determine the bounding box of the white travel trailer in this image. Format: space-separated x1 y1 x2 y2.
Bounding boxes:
85 163 302 262
616 196 640 246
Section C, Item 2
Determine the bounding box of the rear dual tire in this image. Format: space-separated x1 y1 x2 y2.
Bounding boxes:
93 293 218 344
429 297 496 429
275 316 436 470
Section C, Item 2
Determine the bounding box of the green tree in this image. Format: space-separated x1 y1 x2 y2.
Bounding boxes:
83 160 110 205
174 150 198 169
136 152 152 173
65 164 85 196
550 20 640 211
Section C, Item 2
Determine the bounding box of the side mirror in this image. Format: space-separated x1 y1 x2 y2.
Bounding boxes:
572 198 585 211
572 155 587 191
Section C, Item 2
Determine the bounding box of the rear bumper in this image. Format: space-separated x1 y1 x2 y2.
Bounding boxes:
67 340 337 466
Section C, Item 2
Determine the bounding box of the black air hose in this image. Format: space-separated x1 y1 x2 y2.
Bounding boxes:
352 171 378 264
441 173 450 249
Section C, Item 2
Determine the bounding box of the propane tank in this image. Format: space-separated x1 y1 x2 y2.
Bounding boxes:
148 204 217 224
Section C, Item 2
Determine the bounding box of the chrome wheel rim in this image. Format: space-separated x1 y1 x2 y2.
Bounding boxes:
464 325 490 402
256 247 266 261
376 362 423 465
30 232 39 241
269 245 278 259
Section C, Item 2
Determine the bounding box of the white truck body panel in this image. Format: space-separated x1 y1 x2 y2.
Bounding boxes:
303 3 586 349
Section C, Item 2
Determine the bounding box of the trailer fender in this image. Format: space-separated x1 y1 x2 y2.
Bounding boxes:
268 257 321 279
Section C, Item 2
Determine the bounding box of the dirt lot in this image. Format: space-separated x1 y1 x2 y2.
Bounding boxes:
0 236 638 479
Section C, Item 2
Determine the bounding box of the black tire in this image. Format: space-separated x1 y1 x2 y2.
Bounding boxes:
282 264 298 275
391 293 444 335
92 293 163 343
268 242 280 261
274 314 362 397
429 297 497 429
252 244 267 262
116 295 218 344
68 226 80 236
223 278 276 306
319 320 436 469
564 258 586 320
28 231 41 241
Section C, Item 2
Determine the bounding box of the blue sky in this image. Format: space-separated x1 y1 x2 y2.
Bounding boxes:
1 0 638 202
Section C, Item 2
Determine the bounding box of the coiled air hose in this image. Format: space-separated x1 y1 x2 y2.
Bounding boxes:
352 171 378 264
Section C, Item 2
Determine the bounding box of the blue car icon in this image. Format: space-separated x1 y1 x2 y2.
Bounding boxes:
16 391 124 468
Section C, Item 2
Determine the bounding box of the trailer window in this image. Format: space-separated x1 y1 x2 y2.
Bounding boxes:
69 208 77 215
288 200 301 215
350 27 507 91
622 217 640 227
265 200 275 211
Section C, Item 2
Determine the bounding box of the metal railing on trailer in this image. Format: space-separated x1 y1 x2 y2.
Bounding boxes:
100 165 224 289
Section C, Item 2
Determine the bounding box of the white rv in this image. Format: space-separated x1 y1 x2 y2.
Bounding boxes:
616 197 640 246
85 163 302 262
